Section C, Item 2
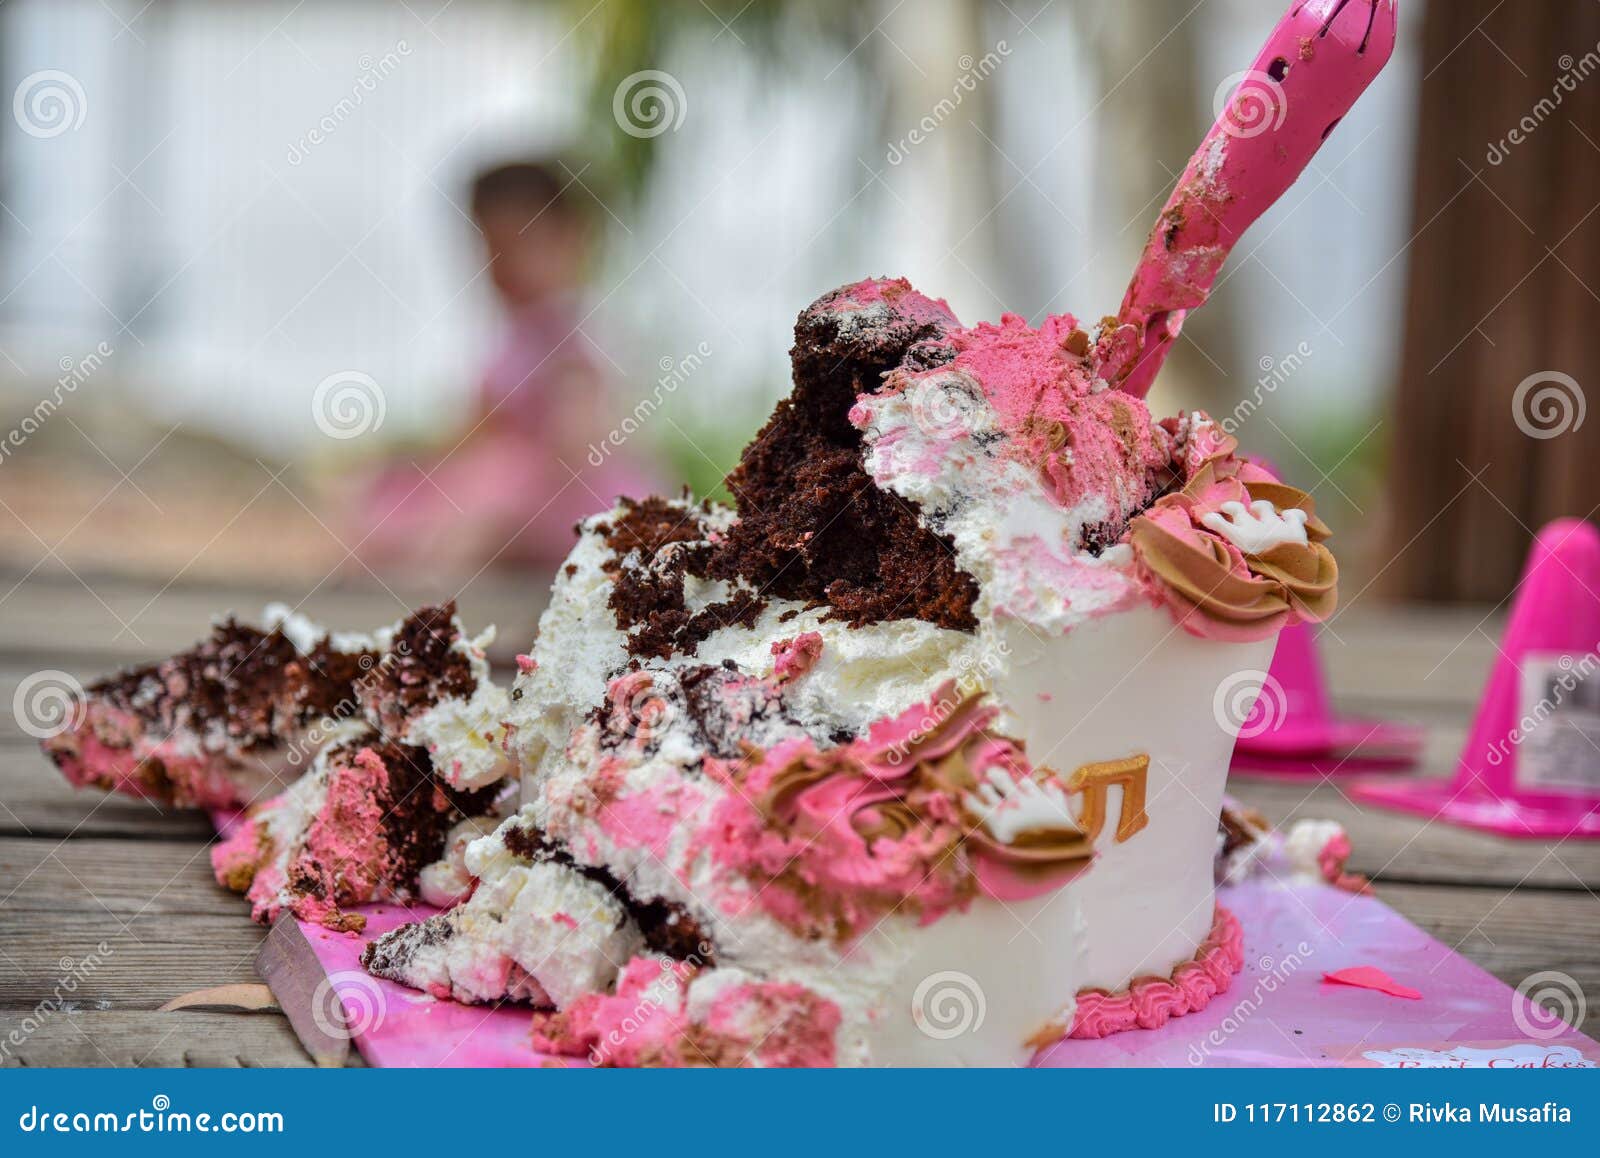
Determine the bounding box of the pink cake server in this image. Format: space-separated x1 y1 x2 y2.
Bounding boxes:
1101 0 1398 397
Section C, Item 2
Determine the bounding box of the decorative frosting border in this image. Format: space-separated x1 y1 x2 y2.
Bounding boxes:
1047 904 1244 1044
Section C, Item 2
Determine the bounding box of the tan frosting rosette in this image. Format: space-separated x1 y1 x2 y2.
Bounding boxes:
1129 422 1336 641
709 687 1106 938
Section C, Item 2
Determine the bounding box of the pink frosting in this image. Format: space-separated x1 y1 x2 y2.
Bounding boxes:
818 275 958 327
1317 830 1370 895
530 956 841 1068
860 310 1171 522
209 815 265 887
1063 904 1243 1040
210 744 409 929
46 702 259 810
770 632 824 681
589 762 709 860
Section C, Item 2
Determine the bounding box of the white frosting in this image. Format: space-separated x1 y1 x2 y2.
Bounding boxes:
964 766 1078 845
462 851 642 1007
854 372 1148 631
1282 817 1344 882
417 812 507 907
380 837 645 1007
403 625 515 791
1200 499 1309 554
258 603 385 655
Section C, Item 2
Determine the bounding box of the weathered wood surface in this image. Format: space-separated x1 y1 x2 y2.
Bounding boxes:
2 575 1595 1064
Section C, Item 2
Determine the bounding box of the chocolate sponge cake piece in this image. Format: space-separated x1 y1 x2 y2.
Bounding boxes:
712 278 979 631
579 278 982 659
210 728 505 932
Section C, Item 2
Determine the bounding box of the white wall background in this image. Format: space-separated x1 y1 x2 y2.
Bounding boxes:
0 0 1425 461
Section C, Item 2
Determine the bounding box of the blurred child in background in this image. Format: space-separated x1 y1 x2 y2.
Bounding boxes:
353 159 660 573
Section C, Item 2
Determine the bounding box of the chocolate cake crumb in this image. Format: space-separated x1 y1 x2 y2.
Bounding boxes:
90 618 378 758
675 663 791 761
362 603 475 728
597 495 710 563
599 497 769 660
630 898 713 962
361 910 457 976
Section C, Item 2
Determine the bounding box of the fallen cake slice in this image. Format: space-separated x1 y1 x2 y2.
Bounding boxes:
1215 799 1369 895
43 601 512 809
352 603 514 792
41 606 380 809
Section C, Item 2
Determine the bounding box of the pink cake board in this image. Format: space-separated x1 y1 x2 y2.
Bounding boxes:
282 882 1598 1068
1229 737 1421 781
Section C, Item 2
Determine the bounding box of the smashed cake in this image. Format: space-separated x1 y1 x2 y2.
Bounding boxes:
360 278 1339 1066
39 0 1399 1068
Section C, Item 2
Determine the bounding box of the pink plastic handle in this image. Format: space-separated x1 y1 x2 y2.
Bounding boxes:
1110 0 1397 399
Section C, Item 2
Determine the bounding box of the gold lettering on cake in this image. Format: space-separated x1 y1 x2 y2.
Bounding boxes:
1064 754 1150 843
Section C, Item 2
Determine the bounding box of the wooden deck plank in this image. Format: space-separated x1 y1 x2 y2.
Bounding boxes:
0 836 239 918
0 1010 313 1067
0 571 547 666
0 910 270 1012
1317 606 1503 709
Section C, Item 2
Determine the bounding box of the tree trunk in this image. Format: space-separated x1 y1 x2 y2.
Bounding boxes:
1386 0 1600 603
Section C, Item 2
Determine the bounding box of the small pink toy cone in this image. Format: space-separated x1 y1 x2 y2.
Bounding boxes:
1231 620 1424 778
1351 519 1600 838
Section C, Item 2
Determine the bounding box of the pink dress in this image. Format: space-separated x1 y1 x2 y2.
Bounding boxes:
353 300 661 570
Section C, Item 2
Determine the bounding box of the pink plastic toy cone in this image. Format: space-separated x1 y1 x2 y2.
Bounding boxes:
1231 621 1424 778
1351 519 1600 838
